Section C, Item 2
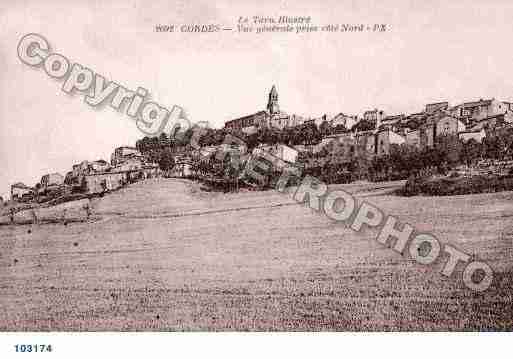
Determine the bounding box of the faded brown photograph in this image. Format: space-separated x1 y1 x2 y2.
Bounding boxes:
0 0 512 331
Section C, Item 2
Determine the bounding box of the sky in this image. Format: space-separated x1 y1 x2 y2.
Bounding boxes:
1 0 513 198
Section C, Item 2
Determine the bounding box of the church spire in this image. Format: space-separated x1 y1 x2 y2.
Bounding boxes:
267 85 279 114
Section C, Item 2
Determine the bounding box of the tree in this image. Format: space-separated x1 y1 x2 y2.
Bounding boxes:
158 148 175 171
319 120 333 136
436 134 462 166
159 132 170 148
461 139 482 166
301 122 322 145
352 118 375 132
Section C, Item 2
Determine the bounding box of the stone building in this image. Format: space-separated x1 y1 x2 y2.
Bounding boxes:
252 143 299 165
224 86 306 133
111 147 144 166
267 85 307 130
405 129 421 148
224 110 268 134
435 115 466 137
363 109 386 125
425 101 449 114
459 129 486 143
11 182 34 202
469 114 508 132
82 172 126 194
81 165 159 194
449 98 509 125
39 173 64 194
89 160 111 173
376 129 406 156
380 114 406 133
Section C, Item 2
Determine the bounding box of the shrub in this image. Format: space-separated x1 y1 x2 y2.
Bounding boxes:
399 173 513 196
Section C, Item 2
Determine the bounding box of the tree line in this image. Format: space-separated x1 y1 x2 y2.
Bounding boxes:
136 121 513 186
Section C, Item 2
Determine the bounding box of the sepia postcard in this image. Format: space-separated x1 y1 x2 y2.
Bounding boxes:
1 0 513 343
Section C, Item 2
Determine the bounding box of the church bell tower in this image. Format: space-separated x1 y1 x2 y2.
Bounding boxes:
267 85 279 115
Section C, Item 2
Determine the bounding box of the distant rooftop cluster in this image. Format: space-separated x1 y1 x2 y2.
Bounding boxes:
224 86 513 135
222 86 513 162
9 146 159 204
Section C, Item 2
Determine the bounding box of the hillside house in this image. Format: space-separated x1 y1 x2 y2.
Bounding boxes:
380 114 406 133
405 112 428 129
376 130 406 156
469 114 509 132
111 146 144 166
11 182 34 202
287 114 307 128
363 109 385 123
331 113 358 130
82 172 126 194
64 171 77 186
66 159 110 188
405 129 421 148
72 161 90 177
425 101 449 114
269 112 295 130
459 129 486 143
169 159 193 178
253 143 299 164
225 111 268 134
435 116 466 137
82 163 159 194
89 160 111 173
114 158 144 172
449 99 509 124
39 172 64 194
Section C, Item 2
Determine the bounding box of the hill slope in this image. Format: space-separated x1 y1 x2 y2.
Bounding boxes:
0 178 512 330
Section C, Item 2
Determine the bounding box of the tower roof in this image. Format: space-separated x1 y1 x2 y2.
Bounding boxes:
267 85 280 115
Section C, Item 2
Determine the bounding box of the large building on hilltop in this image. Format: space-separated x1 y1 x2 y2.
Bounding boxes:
224 110 268 134
224 86 306 133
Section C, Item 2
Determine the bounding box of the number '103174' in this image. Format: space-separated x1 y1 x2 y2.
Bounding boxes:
14 344 52 353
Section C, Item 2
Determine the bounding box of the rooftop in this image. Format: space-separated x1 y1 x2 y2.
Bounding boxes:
461 99 494 107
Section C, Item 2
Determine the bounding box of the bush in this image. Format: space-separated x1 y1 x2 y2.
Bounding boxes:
399 173 513 196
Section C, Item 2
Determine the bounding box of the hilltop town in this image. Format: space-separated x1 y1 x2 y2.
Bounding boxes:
4 85 513 210
139 86 513 193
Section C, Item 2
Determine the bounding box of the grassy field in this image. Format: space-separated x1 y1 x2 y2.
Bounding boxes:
0 178 512 330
